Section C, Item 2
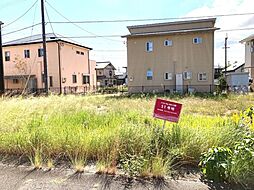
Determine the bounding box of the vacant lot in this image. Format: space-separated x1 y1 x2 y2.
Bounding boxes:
0 93 253 186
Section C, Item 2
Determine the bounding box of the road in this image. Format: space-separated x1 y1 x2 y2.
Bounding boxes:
0 163 240 190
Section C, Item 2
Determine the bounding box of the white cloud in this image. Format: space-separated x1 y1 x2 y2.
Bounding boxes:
185 0 254 67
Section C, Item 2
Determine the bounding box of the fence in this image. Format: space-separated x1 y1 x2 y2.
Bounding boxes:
128 84 215 94
0 85 128 96
0 84 249 96
128 84 249 94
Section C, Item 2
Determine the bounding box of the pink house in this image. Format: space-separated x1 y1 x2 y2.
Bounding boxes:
3 33 97 93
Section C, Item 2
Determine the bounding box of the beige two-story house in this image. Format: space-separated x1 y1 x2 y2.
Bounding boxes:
3 33 96 93
240 34 254 80
123 18 219 93
96 61 116 87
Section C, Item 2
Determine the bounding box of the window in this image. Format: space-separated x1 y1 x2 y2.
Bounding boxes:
38 48 44 57
82 75 90 84
80 52 84 55
49 76 53 87
13 79 19 84
164 40 173 47
109 70 112 77
24 49 30 58
198 72 207 81
76 51 80 54
42 73 45 83
183 71 192 80
164 72 172 80
146 41 153 52
193 37 202 44
72 75 77 83
146 70 153 80
5 51 10 61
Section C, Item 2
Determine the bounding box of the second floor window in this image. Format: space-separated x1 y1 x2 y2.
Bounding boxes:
146 41 153 52
72 75 77 83
5 51 10 61
193 37 202 44
164 40 173 47
24 49 30 58
38 48 44 57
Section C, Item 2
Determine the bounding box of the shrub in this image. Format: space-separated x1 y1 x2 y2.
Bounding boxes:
230 136 254 186
199 147 232 182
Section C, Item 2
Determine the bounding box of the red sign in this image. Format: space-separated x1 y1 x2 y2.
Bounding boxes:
153 98 182 123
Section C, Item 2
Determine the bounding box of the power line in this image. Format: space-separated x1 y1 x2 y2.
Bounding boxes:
45 1 123 43
3 0 39 28
45 5 55 34
2 25 254 38
55 33 81 45
48 12 254 24
93 50 126 52
52 35 122 38
30 0 39 36
218 27 254 32
2 23 42 36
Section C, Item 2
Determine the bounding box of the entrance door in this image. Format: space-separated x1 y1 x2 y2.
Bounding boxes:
176 73 183 94
28 78 37 92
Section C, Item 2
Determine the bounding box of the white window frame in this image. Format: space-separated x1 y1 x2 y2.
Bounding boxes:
198 72 207 81
146 70 153 80
82 75 90 84
193 37 202 44
164 40 173 47
164 72 172 80
146 41 153 52
38 48 44 57
24 49 30 58
183 71 192 80
5 51 10 61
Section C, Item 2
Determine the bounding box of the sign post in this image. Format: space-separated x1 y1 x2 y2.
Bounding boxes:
153 98 182 128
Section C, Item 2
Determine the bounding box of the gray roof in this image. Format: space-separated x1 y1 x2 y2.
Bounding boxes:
223 62 245 72
240 34 254 43
122 27 218 38
127 18 216 30
3 33 92 50
96 62 116 70
3 33 58 46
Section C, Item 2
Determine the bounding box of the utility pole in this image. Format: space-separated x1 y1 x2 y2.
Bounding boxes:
0 21 5 94
41 0 48 94
224 33 228 77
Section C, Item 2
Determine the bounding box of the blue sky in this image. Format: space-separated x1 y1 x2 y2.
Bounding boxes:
1 0 254 71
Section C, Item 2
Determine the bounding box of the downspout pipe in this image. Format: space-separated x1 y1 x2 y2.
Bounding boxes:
57 41 62 94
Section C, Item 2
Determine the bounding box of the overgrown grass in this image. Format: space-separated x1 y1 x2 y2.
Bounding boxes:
0 94 253 180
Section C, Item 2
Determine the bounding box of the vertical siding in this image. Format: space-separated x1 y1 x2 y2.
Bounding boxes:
127 31 214 92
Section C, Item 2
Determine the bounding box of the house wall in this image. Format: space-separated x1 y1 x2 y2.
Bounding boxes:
89 60 97 87
3 43 46 89
127 31 214 93
3 41 92 92
96 65 116 87
245 40 254 79
59 42 90 88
